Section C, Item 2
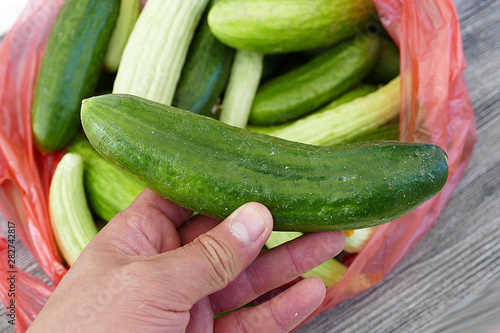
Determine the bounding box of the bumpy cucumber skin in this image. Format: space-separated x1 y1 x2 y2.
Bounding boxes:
81 94 449 232
32 0 120 153
172 4 234 117
208 0 374 54
249 36 381 125
68 134 145 222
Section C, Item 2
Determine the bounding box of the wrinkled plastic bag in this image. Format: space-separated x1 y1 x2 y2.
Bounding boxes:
0 0 476 331
0 237 56 332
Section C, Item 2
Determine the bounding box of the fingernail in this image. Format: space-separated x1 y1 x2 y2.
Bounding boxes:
230 205 266 246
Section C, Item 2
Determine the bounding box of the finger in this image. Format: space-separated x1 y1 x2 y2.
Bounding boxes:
214 277 325 332
179 214 220 245
153 202 273 307
91 188 192 255
129 188 193 228
211 230 344 313
186 297 214 333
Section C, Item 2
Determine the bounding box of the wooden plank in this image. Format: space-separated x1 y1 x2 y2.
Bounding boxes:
454 0 497 21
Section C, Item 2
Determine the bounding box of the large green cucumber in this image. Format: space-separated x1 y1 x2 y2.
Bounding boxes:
172 2 234 116
208 0 374 54
32 0 120 153
81 94 448 232
248 35 381 125
68 134 145 222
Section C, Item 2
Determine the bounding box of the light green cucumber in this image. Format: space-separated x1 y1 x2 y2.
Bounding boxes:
104 0 140 72
219 50 264 128
345 123 400 144
324 85 379 109
113 0 210 104
49 153 98 266
208 0 374 54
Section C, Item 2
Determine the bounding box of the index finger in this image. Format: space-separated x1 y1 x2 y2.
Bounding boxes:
91 188 193 255
211 230 345 313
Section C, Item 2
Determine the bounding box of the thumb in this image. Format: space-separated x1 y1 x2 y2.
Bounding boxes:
157 202 272 306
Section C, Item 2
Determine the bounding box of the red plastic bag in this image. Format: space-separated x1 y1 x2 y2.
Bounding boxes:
0 237 56 332
0 0 67 331
0 0 476 331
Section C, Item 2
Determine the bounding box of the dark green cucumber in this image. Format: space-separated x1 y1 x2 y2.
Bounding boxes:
246 84 379 135
249 76 401 146
68 134 145 222
81 94 449 232
260 52 312 84
365 37 400 85
32 0 120 153
208 0 374 54
248 36 381 125
172 2 234 117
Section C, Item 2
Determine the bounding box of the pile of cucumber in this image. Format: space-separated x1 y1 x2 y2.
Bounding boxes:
34 0 448 266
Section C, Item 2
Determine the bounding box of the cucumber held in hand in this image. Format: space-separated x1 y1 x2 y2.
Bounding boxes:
81 94 449 232
32 0 120 152
208 0 374 54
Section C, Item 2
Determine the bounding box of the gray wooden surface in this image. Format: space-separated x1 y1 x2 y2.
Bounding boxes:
1 0 500 332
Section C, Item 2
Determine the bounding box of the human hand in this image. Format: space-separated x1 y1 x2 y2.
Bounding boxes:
28 189 345 332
